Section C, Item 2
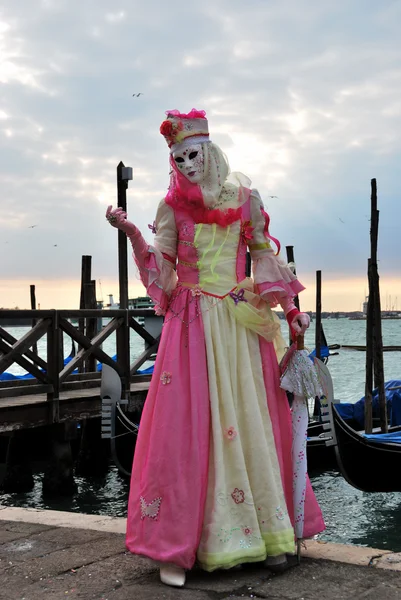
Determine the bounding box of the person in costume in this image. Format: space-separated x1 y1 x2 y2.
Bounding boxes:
106 109 324 588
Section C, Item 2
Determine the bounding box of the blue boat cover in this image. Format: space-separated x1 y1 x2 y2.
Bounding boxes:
336 380 401 428
362 430 401 445
309 345 330 359
0 355 155 380
0 355 75 380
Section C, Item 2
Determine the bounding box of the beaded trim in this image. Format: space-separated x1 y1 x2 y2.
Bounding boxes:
207 185 239 210
178 259 198 268
163 286 221 328
178 239 195 247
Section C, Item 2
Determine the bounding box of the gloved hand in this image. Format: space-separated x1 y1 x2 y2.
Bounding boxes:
106 205 137 236
279 296 310 340
287 310 310 336
106 205 148 256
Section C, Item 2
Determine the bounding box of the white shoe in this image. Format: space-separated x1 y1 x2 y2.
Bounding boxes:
265 554 288 572
159 563 186 587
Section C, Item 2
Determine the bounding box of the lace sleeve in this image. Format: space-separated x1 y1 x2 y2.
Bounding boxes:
130 199 177 314
248 190 305 307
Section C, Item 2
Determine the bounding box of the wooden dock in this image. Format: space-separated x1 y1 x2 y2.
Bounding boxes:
0 381 150 433
0 308 160 433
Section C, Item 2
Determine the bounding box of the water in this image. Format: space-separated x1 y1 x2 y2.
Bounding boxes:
1 318 401 551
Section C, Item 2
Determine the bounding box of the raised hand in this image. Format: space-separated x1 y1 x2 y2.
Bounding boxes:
106 205 137 235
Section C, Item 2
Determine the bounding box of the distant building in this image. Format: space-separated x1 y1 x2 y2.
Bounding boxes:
362 296 368 316
128 296 154 310
103 295 154 310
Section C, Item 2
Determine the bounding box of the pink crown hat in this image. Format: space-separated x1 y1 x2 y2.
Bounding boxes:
160 109 210 152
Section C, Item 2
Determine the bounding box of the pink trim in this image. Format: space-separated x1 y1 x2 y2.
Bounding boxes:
147 282 169 314
162 252 176 265
134 252 170 314
257 279 305 307
166 109 207 120
286 308 301 341
165 157 243 226
236 196 251 282
242 195 251 221
141 251 158 271
260 207 281 255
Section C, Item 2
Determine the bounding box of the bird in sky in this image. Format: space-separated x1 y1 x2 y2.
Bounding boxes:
53 244 58 247
28 225 38 228
338 217 345 224
268 195 278 198
132 93 143 97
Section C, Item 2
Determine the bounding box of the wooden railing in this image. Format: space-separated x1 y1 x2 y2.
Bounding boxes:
0 309 163 401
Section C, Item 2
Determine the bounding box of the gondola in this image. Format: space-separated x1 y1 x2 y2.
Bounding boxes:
305 332 340 470
100 364 141 478
326 178 401 493
306 420 337 470
327 401 401 493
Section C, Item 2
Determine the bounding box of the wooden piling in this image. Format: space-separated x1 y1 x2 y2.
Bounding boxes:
75 418 111 477
0 431 34 493
30 285 38 355
364 258 374 434
315 271 322 361
116 162 130 397
285 246 300 310
117 162 129 311
42 423 77 497
370 179 387 433
285 246 300 347
245 252 251 278
364 179 388 434
79 256 92 373
83 280 98 372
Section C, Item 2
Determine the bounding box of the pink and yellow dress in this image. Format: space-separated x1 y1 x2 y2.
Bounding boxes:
125 182 324 572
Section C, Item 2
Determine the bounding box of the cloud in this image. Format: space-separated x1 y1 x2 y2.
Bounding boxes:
0 0 400 308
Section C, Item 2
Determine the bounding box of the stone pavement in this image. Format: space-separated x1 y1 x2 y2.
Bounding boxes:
0 508 400 600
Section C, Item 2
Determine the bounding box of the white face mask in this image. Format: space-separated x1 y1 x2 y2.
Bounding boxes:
172 143 205 183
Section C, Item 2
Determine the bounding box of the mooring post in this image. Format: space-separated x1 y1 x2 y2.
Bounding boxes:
369 179 387 433
364 258 374 433
0 431 34 493
285 246 300 309
116 162 132 397
30 284 38 355
285 246 300 346
117 162 129 311
79 255 92 373
75 418 111 477
84 279 98 372
47 310 60 416
315 271 322 361
43 423 77 497
245 252 251 277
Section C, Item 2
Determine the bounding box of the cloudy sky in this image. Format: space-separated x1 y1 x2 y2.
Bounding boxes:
1 0 400 311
